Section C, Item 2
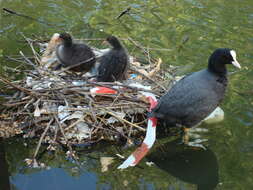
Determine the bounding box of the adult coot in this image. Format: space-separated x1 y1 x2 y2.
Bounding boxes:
55 33 96 72
96 36 129 82
150 48 241 142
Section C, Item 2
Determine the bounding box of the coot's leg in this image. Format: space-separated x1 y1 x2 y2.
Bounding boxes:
182 127 190 144
182 127 207 149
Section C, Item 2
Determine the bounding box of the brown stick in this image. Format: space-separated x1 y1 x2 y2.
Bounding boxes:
103 109 145 131
3 8 56 27
129 67 167 91
54 115 73 152
0 75 38 96
33 118 54 159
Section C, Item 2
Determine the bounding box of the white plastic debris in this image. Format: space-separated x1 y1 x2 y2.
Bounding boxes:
26 76 66 90
203 107 224 124
72 81 86 86
65 122 91 140
26 76 34 87
107 112 126 124
58 105 70 122
34 106 42 117
76 122 91 140
128 82 151 91
58 105 88 123
100 157 115 172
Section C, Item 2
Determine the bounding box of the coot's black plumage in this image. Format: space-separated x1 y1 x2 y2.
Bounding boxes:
55 33 95 72
96 36 129 82
150 48 241 128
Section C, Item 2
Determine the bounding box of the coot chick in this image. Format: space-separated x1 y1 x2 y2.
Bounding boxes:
96 36 129 82
150 48 241 142
55 33 96 72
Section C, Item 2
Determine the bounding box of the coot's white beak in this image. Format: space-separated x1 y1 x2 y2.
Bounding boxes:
232 60 241 69
230 50 241 69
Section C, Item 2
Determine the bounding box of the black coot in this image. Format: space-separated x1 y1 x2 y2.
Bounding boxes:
96 36 129 82
55 33 96 72
150 48 241 133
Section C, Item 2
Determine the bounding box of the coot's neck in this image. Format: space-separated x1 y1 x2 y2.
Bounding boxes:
208 59 227 76
63 39 72 47
110 40 122 50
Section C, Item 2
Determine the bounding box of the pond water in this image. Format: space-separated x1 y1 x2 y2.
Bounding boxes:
0 0 253 189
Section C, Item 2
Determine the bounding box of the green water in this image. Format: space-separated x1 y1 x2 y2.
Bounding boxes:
0 0 253 189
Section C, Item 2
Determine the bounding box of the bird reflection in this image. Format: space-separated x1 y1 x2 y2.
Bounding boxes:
0 138 11 190
147 138 219 190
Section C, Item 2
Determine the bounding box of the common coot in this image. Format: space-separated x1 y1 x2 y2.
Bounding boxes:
55 33 96 72
150 48 241 143
96 36 129 82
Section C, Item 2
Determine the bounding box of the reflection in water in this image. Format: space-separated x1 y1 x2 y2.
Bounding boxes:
148 139 219 190
0 138 11 190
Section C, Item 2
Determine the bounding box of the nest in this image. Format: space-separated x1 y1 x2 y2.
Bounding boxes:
0 34 177 159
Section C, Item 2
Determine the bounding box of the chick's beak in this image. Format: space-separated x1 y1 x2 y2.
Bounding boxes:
102 40 108 45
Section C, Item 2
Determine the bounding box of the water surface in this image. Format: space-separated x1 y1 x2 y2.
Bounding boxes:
0 0 253 189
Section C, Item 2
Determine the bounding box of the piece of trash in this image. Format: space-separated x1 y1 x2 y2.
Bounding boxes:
203 107 224 124
129 82 151 91
24 158 47 169
146 161 154 166
118 92 158 169
116 154 125 159
76 122 91 140
72 81 86 86
107 112 126 124
90 87 118 97
58 105 70 122
100 157 115 172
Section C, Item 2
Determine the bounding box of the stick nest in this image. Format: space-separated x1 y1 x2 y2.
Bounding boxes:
0 34 177 148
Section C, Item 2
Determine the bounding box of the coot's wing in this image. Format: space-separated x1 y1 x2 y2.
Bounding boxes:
151 70 220 126
97 51 116 81
72 44 95 64
113 49 129 80
97 49 128 82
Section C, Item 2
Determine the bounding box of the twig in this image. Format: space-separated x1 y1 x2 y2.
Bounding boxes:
19 51 37 69
2 100 29 107
116 7 131 19
33 118 54 159
3 8 56 27
54 115 73 152
0 75 38 96
64 116 85 132
21 34 41 64
128 37 157 63
103 109 145 131
129 67 167 91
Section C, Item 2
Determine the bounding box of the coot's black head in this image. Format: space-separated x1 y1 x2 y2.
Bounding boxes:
106 36 122 49
59 33 73 46
208 48 241 75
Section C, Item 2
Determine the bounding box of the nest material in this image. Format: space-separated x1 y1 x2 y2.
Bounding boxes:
0 34 176 151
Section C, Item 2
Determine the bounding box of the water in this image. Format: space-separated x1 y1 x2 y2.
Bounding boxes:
0 0 253 189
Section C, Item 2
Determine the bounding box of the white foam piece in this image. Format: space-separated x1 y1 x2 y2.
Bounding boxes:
203 107 224 124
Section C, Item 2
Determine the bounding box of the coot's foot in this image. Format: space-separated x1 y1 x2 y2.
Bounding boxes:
188 139 208 150
181 127 208 150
